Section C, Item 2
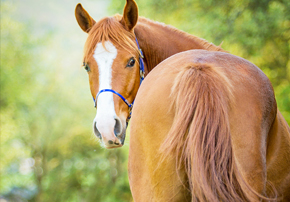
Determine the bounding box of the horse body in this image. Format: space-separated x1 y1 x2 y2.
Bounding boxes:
129 50 290 201
75 0 290 200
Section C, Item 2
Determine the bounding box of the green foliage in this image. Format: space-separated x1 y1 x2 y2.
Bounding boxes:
1 1 131 201
1 0 289 201
110 0 290 124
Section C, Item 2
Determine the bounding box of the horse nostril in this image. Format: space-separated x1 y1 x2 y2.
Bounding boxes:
94 121 102 139
114 118 122 137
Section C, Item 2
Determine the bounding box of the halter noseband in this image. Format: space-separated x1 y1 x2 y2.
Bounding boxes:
93 37 145 124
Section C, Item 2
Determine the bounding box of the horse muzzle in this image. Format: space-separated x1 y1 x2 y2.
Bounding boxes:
93 116 126 148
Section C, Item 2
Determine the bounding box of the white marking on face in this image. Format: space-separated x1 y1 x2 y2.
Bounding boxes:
93 41 118 136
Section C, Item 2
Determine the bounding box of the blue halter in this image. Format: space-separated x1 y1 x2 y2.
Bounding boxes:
93 37 145 124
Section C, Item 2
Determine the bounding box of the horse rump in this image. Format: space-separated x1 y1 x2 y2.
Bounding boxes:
159 63 275 202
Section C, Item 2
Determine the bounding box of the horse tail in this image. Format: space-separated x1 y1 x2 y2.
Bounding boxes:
159 63 267 202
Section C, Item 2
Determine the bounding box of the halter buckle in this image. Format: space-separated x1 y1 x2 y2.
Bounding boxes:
139 48 144 58
140 70 145 79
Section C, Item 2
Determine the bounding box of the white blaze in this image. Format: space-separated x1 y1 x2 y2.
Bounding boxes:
93 41 118 135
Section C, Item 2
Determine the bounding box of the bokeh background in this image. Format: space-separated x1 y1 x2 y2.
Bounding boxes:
1 0 289 201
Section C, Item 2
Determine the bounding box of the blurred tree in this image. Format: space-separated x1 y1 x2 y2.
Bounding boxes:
1 0 289 201
1 2 131 202
110 0 290 123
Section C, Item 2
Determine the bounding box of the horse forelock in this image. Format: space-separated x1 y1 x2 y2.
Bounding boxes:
83 14 139 63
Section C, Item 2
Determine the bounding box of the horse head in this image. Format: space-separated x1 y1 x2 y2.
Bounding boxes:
75 0 143 148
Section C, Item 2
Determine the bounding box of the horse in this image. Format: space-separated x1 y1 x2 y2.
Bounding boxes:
75 0 223 148
129 50 290 201
75 0 290 201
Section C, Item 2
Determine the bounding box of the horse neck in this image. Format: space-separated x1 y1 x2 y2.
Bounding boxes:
135 17 224 72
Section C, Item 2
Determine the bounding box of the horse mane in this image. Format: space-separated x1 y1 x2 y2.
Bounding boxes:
83 15 224 63
83 14 139 62
137 17 225 52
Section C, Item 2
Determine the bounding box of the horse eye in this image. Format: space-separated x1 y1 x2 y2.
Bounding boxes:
126 58 135 68
83 63 90 72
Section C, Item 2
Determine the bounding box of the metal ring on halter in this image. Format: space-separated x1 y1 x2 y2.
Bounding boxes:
93 36 145 126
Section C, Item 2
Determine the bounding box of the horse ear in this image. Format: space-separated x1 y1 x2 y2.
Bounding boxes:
75 3 96 33
121 0 138 31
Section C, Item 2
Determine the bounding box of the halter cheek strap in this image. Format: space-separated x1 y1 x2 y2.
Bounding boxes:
93 37 145 125
136 37 145 84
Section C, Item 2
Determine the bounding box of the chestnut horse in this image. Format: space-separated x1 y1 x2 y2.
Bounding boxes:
75 0 223 148
129 50 290 201
75 0 290 201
